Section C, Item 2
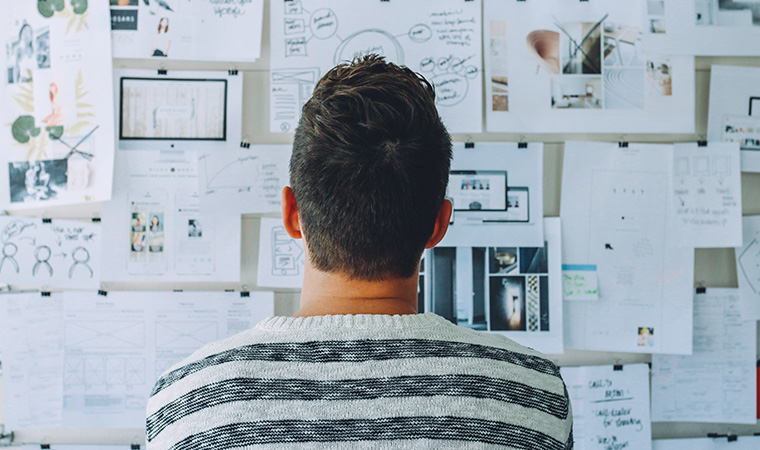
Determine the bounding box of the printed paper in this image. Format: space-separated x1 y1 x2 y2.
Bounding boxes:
0 217 100 289
439 142 544 248
736 215 760 319
198 145 291 214
652 288 756 424
654 436 760 449
483 0 695 133
110 0 264 62
672 142 742 247
0 292 64 430
561 364 652 450
562 265 599 301
562 141 694 354
62 290 274 429
101 151 241 283
269 0 483 133
645 0 760 56
425 218 564 354
707 65 760 172
1 1 115 210
257 217 305 289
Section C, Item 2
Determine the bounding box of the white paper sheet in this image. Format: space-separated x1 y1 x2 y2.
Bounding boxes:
707 65 760 172
439 142 544 247
269 0 483 133
110 0 264 62
483 0 695 133
562 141 694 354
1 1 115 210
198 145 291 214
651 288 756 424
0 217 100 289
645 0 760 56
671 142 743 248
101 151 241 283
654 436 760 449
257 217 305 289
0 292 64 430
113 69 243 153
22 446 129 450
426 218 564 354
562 364 652 450
62 290 274 429
736 215 760 319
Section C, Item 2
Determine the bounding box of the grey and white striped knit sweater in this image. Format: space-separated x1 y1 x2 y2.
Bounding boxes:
146 313 573 450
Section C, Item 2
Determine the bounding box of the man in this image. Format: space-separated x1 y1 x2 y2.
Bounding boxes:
146 55 572 449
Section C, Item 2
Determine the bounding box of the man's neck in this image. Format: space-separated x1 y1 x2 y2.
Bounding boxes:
294 263 419 317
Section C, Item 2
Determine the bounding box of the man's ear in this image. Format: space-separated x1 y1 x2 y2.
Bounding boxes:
281 186 302 239
425 199 452 249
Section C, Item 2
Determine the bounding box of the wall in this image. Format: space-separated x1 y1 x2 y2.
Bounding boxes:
3 0 760 445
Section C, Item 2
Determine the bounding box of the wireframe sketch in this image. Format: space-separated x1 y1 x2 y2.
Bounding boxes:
738 238 760 295
270 0 483 133
271 225 304 276
65 321 146 349
155 321 219 350
0 217 101 288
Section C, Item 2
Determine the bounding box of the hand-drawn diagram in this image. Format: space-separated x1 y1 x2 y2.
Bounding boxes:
155 321 219 350
272 225 305 277
0 217 100 288
257 217 305 288
64 357 145 387
65 321 146 349
270 0 483 133
197 146 291 214
738 238 760 295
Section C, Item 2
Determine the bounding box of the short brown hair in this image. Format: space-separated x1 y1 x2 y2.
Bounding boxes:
290 54 452 280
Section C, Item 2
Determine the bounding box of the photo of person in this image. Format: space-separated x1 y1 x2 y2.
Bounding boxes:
151 17 171 57
637 327 654 347
149 233 164 252
188 219 202 237
41 82 63 126
150 213 163 232
8 22 35 84
8 159 67 203
131 232 146 252
132 212 146 232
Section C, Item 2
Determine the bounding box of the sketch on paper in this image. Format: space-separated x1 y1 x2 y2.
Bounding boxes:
484 0 694 133
0 217 100 288
270 0 483 133
425 218 563 354
257 217 305 288
736 216 760 319
197 145 291 214
2 1 115 210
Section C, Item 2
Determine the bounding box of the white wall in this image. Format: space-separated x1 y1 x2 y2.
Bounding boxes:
4 0 760 445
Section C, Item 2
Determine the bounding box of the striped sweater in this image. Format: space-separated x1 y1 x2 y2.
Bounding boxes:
146 313 573 450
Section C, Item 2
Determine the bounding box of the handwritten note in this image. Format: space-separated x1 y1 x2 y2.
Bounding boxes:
197 145 291 214
672 142 742 248
562 264 599 301
561 364 652 450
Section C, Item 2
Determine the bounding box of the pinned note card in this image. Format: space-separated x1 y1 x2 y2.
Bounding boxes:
561 364 652 450
562 265 599 301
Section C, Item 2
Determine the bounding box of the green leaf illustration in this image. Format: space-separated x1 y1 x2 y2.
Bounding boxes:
37 0 64 18
46 125 64 140
11 115 41 144
71 0 87 15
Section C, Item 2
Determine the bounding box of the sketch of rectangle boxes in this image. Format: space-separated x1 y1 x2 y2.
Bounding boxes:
272 226 304 276
271 67 320 132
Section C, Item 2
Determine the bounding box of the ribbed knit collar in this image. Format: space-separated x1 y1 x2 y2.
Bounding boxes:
255 312 449 331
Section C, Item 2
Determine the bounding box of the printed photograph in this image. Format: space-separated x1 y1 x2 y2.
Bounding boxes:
110 0 139 5
551 76 602 109
604 68 645 109
526 29 559 75
558 21 602 74
602 21 642 68
490 19 509 111
637 326 655 347
519 243 548 274
646 59 673 97
149 213 164 232
489 276 526 331
188 219 202 238
8 159 67 203
132 212 146 232
429 247 487 330
149 233 164 253
6 22 36 84
489 247 518 274
131 231 146 253
696 0 760 26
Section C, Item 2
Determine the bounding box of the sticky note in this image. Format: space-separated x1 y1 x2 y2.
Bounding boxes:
562 264 599 301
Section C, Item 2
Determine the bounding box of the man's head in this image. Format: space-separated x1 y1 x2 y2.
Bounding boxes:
287 54 452 281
